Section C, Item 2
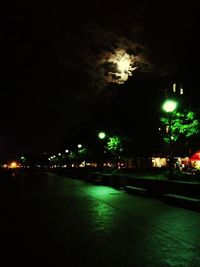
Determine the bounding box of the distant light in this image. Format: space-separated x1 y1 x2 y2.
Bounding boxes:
58 153 61 156
9 161 19 169
173 83 176 92
77 144 82 149
79 161 85 167
11 162 17 168
180 84 184 95
180 88 183 95
65 149 69 153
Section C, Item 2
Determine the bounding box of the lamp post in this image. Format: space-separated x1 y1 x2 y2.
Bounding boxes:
162 99 177 179
97 132 107 171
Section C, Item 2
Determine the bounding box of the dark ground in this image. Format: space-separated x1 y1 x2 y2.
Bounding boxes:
0 170 200 266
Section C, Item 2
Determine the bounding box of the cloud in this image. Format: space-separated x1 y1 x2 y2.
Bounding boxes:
52 22 151 93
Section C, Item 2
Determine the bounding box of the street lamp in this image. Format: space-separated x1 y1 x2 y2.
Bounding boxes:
162 99 178 179
97 132 107 171
98 132 106 140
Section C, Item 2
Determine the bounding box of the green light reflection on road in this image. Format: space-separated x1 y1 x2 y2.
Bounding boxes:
84 186 121 234
86 186 117 199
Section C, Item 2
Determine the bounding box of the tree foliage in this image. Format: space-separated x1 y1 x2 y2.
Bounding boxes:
160 110 200 144
106 136 122 155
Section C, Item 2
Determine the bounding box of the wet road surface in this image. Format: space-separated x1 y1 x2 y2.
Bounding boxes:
1 171 200 266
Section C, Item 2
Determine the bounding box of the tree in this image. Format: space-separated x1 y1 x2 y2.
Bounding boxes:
160 109 200 153
106 136 122 155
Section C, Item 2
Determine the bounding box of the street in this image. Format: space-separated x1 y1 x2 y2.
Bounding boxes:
1 171 200 266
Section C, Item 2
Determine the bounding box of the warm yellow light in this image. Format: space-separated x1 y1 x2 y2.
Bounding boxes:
117 54 131 72
9 162 18 168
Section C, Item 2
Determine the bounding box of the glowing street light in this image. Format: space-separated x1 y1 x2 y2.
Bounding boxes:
162 100 177 113
97 132 107 171
162 99 178 179
98 132 106 140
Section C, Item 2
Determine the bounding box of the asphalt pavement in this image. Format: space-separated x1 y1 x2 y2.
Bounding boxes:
0 171 200 266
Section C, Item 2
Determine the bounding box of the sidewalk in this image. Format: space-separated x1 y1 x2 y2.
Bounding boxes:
49 167 200 211
59 168 200 212
1 171 200 266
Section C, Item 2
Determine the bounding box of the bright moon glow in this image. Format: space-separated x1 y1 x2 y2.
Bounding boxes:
116 52 135 73
106 48 137 84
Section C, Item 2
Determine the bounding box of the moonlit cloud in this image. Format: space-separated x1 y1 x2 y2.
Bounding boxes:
98 48 138 84
69 27 151 91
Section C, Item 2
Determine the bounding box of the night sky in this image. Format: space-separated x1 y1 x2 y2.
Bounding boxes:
1 0 200 160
